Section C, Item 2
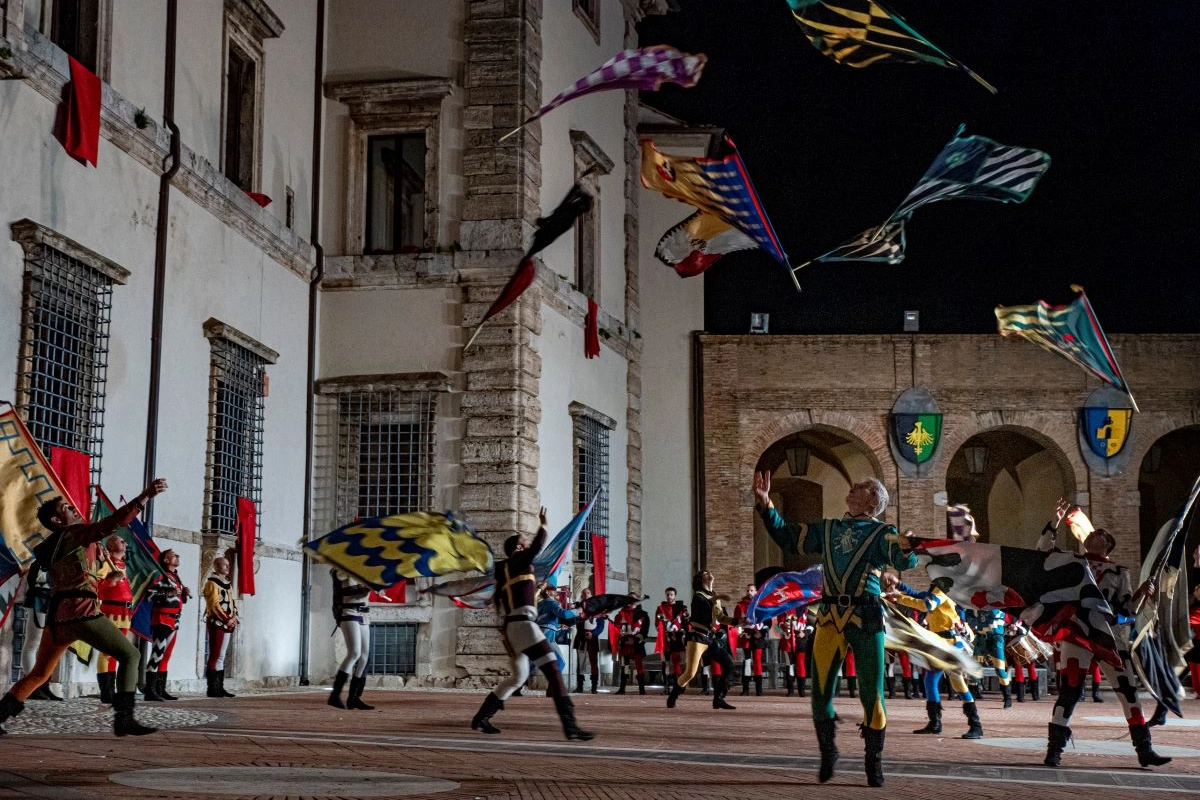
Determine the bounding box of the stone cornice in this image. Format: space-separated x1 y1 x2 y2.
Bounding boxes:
316 372 453 394
320 253 458 289
570 129 615 175
0 25 315 281
11 219 131 284
325 77 455 124
226 0 285 42
203 317 280 364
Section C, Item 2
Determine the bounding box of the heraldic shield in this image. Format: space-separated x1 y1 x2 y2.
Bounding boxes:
1080 407 1131 459
890 413 942 465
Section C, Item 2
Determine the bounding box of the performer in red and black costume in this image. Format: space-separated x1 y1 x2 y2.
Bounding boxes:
776 610 811 697
733 583 769 696
96 533 133 704
143 548 191 701
614 598 651 695
471 508 593 741
655 587 688 694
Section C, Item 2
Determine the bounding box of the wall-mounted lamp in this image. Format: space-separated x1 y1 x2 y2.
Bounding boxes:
786 444 809 477
963 444 989 476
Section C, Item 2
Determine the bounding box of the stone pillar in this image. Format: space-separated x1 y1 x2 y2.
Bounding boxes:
455 0 544 686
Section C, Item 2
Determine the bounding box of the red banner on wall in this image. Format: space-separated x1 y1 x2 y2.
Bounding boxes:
590 533 606 595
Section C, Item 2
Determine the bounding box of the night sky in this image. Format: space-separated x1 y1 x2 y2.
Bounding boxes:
636 3 1200 335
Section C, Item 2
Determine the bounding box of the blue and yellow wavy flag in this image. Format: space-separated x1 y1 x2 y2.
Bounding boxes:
306 511 493 590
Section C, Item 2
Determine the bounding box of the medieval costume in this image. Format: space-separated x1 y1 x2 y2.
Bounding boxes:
96 543 133 703
203 565 239 699
143 553 189 702
734 588 769 696
655 593 688 692
328 569 373 709
573 594 605 694
613 602 650 694
666 571 736 710
776 611 812 697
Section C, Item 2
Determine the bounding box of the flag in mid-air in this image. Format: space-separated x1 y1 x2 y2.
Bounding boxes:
746 566 823 624
94 486 166 641
915 538 1123 667
0 407 76 567
642 137 794 288
464 184 593 350
306 511 493 590
996 285 1135 410
786 0 995 93
501 46 706 141
799 127 1049 280
654 211 759 277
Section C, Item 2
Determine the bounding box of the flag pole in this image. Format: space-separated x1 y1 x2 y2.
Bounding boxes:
463 321 486 352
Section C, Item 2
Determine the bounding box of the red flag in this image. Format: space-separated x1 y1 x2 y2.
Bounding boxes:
245 191 272 208
369 583 406 604
49 446 91 520
591 533 606 595
585 298 600 359
235 497 257 596
463 256 535 350
60 56 102 166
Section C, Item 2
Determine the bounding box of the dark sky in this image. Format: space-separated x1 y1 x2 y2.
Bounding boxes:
637 2 1200 334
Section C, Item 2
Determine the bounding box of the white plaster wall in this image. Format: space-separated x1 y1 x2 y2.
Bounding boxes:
109 0 166 119
323 0 464 84
638 178 704 606
231 556 303 680
537 2 627 322
536 304 630 597
173 1 225 168
318 287 459 377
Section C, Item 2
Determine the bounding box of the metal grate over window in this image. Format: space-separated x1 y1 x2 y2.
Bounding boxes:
204 337 266 537
366 621 417 676
335 390 435 521
16 242 113 494
574 414 609 563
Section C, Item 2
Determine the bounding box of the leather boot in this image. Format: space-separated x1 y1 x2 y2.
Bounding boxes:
144 672 165 701
554 695 594 741
347 675 374 710
590 676 598 695
700 674 710 695
666 682 684 709
1001 683 1012 709
913 701 942 734
1015 678 1026 703
713 686 737 710
113 691 157 737
861 725 886 787
886 675 895 698
848 676 858 698
470 692 503 734
98 672 116 704
1130 723 1172 767
575 672 584 694
29 681 63 701
616 668 628 695
785 675 794 697
754 676 763 697
1044 723 1071 767
159 672 179 701
0 692 25 735
636 675 646 695
1091 678 1104 702
815 717 839 783
797 676 807 697
205 669 222 699
1147 701 1168 727
740 675 750 696
328 671 349 708
216 670 235 698
1030 677 1040 701
901 677 913 699
961 701 984 739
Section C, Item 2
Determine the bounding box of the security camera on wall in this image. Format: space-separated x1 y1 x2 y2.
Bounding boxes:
749 312 769 335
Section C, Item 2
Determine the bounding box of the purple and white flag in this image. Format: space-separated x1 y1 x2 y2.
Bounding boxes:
501 45 706 141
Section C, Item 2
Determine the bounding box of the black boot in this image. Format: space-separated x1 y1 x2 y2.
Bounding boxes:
328 670 349 708
1092 678 1104 702
554 695 594 741
590 676 598 694
754 676 763 697
113 691 157 737
1015 678 1026 703
575 672 584 694
347 675 374 710
797 676 807 697
205 669 221 699
1001 683 1012 709
961 701 984 739
700 674 710 696
29 681 63 701
1044 723 1071 767
785 675 794 697
636 675 646 695
1130 723 1172 767
861 725 886 787
0 692 25 735
886 675 895 699
159 672 179 701
1148 701 1169 727
98 673 116 704
662 672 674 696
848 676 858 698
616 669 628 695
470 692 503 734
713 687 737 710
216 670 235 698
667 682 684 709
740 675 750 696
1030 677 1040 701
913 701 942 734
144 672 166 702
901 677 913 699
815 718 839 783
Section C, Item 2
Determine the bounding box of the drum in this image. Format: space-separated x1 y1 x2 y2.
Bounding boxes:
1005 633 1039 666
1032 634 1056 662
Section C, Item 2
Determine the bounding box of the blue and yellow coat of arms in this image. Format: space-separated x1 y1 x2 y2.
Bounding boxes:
1079 407 1131 459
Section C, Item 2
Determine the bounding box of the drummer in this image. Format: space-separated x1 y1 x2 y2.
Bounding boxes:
1006 616 1045 702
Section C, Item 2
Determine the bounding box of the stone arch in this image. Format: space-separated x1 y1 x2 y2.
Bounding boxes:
1137 423 1200 563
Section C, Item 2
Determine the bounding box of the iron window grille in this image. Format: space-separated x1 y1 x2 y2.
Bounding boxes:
366 621 418 676
16 242 114 498
333 390 436 522
203 337 266 538
573 414 610 563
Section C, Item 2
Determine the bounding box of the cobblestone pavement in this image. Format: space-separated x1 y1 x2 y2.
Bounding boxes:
0 686 1197 799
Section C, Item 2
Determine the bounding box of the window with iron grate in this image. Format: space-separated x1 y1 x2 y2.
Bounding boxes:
366 621 417 676
204 337 266 538
16 242 114 499
573 413 610 563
